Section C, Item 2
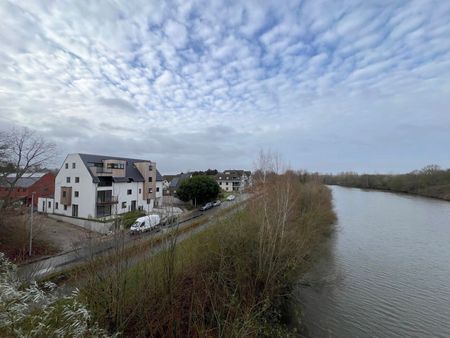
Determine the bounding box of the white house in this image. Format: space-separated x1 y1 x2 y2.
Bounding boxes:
215 170 251 192
41 153 163 219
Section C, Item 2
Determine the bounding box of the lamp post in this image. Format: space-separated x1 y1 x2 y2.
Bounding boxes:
29 192 36 256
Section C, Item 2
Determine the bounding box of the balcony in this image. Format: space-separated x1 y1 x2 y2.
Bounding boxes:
96 196 118 205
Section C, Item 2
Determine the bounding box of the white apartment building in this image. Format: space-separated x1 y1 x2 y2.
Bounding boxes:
215 170 251 192
49 153 163 219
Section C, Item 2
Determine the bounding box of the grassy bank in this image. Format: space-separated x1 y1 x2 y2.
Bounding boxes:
81 173 336 337
322 165 450 201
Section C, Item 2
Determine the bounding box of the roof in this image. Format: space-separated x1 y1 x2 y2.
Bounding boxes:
2 172 51 188
77 153 163 183
215 170 250 181
169 173 191 188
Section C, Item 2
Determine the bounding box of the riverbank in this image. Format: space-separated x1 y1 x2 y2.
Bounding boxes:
321 167 450 201
80 174 336 337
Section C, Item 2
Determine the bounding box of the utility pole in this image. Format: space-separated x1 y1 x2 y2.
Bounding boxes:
29 192 35 256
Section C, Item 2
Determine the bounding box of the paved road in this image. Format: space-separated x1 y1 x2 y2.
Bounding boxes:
18 194 249 280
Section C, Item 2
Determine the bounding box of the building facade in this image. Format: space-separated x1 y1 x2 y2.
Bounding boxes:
48 153 163 219
215 170 251 192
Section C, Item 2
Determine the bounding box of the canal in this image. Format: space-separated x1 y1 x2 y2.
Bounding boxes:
295 185 450 337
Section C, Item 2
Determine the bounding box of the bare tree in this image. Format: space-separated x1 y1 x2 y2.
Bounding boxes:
0 127 56 208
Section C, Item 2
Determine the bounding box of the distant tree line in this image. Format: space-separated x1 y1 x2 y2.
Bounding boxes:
320 165 450 201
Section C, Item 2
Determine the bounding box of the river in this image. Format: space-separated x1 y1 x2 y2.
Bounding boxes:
295 185 450 338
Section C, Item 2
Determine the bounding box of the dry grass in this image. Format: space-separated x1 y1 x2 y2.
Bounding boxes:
0 209 58 263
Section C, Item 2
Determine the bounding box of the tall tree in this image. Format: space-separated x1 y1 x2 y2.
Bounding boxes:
176 175 220 206
0 128 56 208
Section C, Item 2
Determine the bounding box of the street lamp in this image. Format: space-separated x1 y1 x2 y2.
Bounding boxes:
29 192 36 256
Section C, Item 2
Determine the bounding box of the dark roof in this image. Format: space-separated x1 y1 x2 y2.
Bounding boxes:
77 153 163 183
2 172 50 188
169 173 191 188
5 177 39 188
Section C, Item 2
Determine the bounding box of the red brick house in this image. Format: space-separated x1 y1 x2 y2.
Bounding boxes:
0 172 55 207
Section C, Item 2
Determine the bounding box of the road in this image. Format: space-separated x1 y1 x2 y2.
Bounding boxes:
18 194 249 280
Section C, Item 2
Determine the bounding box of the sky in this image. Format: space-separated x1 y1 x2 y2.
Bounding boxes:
1 0 449 174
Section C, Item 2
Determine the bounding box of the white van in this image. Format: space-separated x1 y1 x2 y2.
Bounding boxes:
130 215 161 234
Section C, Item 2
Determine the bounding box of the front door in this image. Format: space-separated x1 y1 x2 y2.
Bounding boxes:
72 204 78 217
131 200 136 211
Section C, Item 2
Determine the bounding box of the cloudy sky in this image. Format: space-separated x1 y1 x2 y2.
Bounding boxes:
1 0 449 174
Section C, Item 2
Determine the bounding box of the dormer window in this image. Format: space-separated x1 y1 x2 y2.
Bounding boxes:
107 163 124 169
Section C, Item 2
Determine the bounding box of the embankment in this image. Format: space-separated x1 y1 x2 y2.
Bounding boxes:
81 173 336 337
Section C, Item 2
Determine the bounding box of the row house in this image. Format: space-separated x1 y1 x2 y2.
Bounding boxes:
40 153 163 219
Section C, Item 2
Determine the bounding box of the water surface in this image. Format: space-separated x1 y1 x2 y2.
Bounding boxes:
295 186 450 338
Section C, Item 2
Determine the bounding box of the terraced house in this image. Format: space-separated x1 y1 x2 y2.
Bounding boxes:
45 153 163 219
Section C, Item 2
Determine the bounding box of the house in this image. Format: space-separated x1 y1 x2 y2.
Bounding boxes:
215 170 251 192
166 172 192 196
39 153 163 219
0 172 55 207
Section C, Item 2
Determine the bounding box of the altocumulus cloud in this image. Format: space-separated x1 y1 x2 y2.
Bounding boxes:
1 0 450 173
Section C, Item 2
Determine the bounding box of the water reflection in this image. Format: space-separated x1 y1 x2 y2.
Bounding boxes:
294 186 450 338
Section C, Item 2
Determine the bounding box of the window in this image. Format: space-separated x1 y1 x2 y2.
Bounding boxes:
66 177 70 183
62 191 66 198
55 202 58 209
48 201 51 208
149 165 153 171
127 189 132 195
64 205 67 211
75 177 80 183
156 187 160 192
65 163 68 169
147 199 151 204
72 204 78 217
139 188 141 194
107 163 124 169
148 177 152 182
74 191 79 197
220 182 222 185
122 202 127 209
226 182 229 185
72 163 76 169
148 188 153 193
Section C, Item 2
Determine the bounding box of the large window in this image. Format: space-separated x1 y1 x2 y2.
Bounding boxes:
96 205 112 218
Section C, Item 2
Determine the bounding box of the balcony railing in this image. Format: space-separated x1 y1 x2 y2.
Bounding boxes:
96 167 113 174
96 196 118 205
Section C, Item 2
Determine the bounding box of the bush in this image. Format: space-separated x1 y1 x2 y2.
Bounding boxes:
0 253 112 337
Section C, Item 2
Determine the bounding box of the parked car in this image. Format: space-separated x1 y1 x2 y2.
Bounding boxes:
200 202 213 211
213 200 221 207
226 195 236 201
161 215 177 227
130 214 161 234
